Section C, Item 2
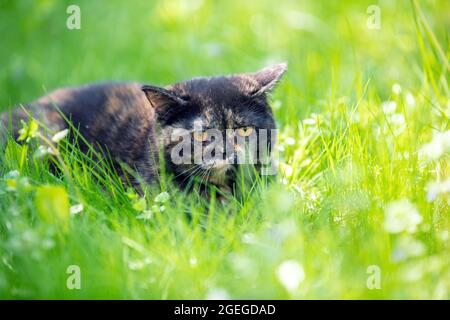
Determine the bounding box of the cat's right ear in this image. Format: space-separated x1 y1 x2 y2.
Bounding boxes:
142 85 187 107
142 85 188 121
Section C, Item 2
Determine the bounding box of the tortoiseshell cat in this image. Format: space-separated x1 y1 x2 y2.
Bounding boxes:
1 63 287 195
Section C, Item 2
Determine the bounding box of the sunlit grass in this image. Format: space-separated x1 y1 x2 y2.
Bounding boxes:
0 0 448 299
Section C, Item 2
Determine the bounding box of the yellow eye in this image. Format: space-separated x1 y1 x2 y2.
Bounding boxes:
237 126 254 137
193 130 209 142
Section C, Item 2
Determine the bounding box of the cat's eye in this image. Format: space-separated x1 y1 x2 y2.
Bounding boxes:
193 130 209 142
237 126 254 137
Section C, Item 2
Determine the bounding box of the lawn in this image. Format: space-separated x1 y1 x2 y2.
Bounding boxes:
0 0 448 299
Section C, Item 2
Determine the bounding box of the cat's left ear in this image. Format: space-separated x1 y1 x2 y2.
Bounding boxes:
244 63 287 97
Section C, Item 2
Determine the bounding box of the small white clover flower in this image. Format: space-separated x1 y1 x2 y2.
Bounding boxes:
69 203 84 216
34 145 58 158
401 263 425 282
280 163 293 177
285 137 296 145
136 210 153 220
241 233 257 244
151 204 165 213
405 92 416 108
384 199 422 234
426 178 450 202
392 83 402 95
303 117 317 125
154 191 170 203
276 260 305 292
392 235 426 262
382 101 397 115
4 170 20 179
189 257 198 266
419 142 443 161
206 288 230 300
51 129 69 143
419 130 450 162
389 113 406 135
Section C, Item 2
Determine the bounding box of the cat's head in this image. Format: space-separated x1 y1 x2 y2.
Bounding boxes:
142 63 287 189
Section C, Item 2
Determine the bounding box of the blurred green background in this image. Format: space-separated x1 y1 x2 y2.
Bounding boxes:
0 0 448 299
1 0 448 118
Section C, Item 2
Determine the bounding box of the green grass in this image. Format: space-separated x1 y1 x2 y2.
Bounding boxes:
0 0 449 299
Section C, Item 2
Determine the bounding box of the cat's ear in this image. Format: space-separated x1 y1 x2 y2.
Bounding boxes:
142 85 187 107
142 85 188 121
244 63 287 97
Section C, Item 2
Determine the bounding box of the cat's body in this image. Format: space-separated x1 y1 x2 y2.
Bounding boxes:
1 83 160 187
1 64 287 193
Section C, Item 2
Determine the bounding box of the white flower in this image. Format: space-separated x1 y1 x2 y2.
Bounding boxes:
285 137 296 145
34 145 56 158
136 210 153 220
189 257 198 266
303 118 316 125
389 113 406 135
384 199 422 234
51 129 69 143
392 235 426 262
401 263 425 282
392 83 402 95
69 203 84 216
420 141 443 161
382 101 397 115
154 191 170 203
426 178 450 202
206 288 230 300
405 92 416 108
151 204 165 213
280 163 293 177
127 257 151 270
419 131 450 161
241 233 257 244
300 158 312 167
276 260 305 292
303 114 318 126
4 170 20 179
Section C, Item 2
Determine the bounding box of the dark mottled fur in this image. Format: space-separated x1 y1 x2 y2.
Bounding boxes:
0 63 287 192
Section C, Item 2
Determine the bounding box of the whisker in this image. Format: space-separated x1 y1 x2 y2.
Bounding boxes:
180 165 204 184
174 164 200 179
